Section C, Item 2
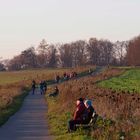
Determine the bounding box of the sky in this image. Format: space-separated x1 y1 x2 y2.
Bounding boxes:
0 0 140 59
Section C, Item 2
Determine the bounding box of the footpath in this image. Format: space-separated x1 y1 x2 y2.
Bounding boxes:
0 89 53 140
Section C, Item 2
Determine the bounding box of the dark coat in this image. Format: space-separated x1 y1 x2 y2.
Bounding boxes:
83 106 95 124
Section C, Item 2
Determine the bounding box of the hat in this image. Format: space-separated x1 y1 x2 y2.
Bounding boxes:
84 100 92 106
77 98 84 102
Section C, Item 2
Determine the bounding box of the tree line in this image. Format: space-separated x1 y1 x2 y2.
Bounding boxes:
0 35 140 71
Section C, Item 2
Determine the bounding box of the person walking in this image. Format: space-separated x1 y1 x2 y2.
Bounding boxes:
43 80 47 93
32 80 36 95
39 81 44 95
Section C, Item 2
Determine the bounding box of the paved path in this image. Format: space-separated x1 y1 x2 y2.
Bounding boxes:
0 66 105 140
0 89 53 140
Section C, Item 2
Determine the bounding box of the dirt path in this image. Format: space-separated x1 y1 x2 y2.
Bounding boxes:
0 89 53 140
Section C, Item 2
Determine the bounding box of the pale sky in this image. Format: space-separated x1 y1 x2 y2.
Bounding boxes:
0 0 140 59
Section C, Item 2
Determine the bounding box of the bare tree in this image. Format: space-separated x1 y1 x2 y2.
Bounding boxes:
113 41 128 65
36 39 49 67
0 63 5 71
59 43 73 67
7 55 22 70
20 47 37 69
87 38 100 65
48 45 58 67
37 39 48 54
98 40 114 66
71 40 87 67
87 38 114 66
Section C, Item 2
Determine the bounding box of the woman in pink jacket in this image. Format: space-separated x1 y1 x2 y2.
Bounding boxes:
68 98 86 132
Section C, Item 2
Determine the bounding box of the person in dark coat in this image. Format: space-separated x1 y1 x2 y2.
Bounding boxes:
48 86 59 97
68 98 86 132
40 81 44 95
43 80 47 93
32 80 36 95
83 100 95 124
55 75 60 83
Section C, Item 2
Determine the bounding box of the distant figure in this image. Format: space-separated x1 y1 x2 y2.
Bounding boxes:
63 72 67 79
48 86 59 97
32 80 36 95
88 68 93 75
55 75 60 83
73 72 77 77
69 72 73 79
68 98 86 132
107 64 110 69
39 81 44 95
43 80 47 93
66 73 70 80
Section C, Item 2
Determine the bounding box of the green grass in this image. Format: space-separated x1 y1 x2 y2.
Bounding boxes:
46 98 93 140
0 88 29 126
98 68 140 93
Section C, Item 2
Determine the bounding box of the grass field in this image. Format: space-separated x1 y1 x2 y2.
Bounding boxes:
0 67 93 85
46 67 140 140
98 68 140 93
0 68 68 85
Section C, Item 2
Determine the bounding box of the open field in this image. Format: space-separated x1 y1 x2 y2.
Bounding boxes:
46 67 140 140
0 67 93 85
0 66 94 126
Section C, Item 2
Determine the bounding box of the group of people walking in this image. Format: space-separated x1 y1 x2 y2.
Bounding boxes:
55 71 78 83
31 79 59 97
31 80 47 95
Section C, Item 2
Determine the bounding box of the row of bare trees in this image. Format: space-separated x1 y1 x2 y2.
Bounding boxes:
1 35 140 71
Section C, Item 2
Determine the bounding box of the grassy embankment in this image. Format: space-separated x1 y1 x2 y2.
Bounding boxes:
46 67 96 140
0 85 29 126
46 67 140 140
